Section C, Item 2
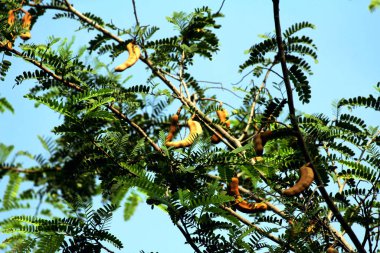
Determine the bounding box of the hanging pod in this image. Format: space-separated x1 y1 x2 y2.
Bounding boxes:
20 12 32 40
210 109 230 144
282 163 314 196
253 130 273 156
115 41 141 72
165 114 179 143
165 115 203 148
326 247 338 253
228 177 267 213
8 10 15 26
253 128 296 157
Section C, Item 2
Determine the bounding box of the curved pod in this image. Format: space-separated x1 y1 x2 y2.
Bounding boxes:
228 177 267 213
20 12 32 40
282 163 314 196
236 201 267 213
326 247 338 253
211 109 230 144
115 42 141 72
165 114 179 142
8 10 15 26
166 119 202 148
253 130 273 156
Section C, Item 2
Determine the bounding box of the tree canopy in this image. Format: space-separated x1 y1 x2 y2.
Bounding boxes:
1 1 379 253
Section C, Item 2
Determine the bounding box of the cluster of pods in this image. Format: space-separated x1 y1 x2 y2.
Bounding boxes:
2 9 32 49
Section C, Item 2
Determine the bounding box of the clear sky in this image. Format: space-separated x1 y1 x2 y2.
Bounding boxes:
1 0 379 252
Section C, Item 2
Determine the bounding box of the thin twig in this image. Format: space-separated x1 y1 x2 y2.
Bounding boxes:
131 0 140 27
239 64 274 141
232 69 254 86
179 50 191 99
220 205 293 251
203 85 244 99
64 1 123 43
216 0 226 14
176 221 202 253
4 46 162 154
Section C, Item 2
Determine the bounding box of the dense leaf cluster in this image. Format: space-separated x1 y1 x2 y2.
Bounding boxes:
0 1 379 253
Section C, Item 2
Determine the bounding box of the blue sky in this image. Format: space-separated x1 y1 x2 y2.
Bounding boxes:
1 0 379 252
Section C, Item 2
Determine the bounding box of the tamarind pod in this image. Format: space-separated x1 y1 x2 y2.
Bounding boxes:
8 10 15 26
253 134 264 156
253 130 273 156
115 42 141 72
211 109 230 144
20 12 32 40
165 114 179 142
282 163 314 196
166 119 202 148
260 130 273 142
0 40 13 49
228 177 267 213
228 177 240 196
326 247 338 253
236 201 267 213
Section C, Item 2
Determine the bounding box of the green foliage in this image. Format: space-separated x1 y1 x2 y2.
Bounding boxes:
1 200 122 252
123 192 142 221
0 59 11 81
240 21 317 103
338 94 380 111
369 0 380 12
0 96 14 113
1 2 379 253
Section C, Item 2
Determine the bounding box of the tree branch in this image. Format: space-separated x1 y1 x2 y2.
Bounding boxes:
239 63 274 141
46 0 242 150
3 46 162 154
219 205 294 251
176 221 202 253
271 1 364 252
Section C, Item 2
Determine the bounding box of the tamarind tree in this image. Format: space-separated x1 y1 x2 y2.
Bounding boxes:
1 0 379 252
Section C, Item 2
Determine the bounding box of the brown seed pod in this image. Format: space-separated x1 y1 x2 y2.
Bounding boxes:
211 109 230 144
20 12 32 40
228 177 240 196
236 201 267 213
165 119 203 148
253 130 273 156
0 40 13 50
228 177 267 213
8 10 15 26
165 114 179 142
115 42 141 72
282 163 314 196
326 247 338 253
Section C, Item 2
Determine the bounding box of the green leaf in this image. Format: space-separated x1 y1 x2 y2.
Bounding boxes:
123 192 142 221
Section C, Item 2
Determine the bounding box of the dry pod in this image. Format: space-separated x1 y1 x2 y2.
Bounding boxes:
326 247 338 253
236 201 267 213
228 177 240 196
253 130 273 156
115 42 141 72
228 177 267 213
210 109 230 144
0 40 14 50
8 10 15 26
20 12 32 40
165 114 179 142
282 163 314 196
253 128 294 156
165 119 203 148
